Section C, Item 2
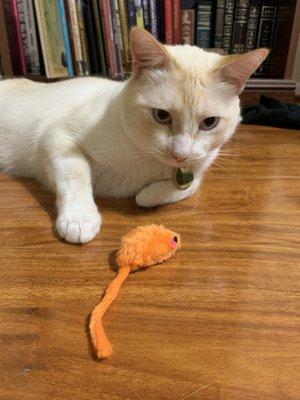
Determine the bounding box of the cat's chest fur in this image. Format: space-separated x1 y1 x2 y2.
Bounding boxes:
91 156 173 198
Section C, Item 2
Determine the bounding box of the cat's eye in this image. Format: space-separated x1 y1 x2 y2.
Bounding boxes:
153 108 172 124
199 117 219 131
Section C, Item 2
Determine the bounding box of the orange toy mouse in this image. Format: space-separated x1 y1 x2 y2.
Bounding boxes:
89 224 181 359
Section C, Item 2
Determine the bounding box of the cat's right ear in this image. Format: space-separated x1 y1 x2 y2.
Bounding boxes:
130 27 171 74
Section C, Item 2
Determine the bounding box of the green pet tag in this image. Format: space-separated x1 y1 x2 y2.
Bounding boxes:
175 167 194 190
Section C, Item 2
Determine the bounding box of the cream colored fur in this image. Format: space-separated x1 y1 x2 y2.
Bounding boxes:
0 29 267 243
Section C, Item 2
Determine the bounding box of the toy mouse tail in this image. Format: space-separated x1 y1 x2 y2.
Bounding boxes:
89 266 130 359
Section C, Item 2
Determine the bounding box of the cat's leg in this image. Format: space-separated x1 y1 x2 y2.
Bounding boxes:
136 149 220 207
42 131 101 244
135 174 202 208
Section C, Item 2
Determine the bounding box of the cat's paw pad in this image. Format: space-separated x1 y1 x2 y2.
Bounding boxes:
56 210 101 244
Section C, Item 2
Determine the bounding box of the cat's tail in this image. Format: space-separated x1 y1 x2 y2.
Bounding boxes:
89 266 130 359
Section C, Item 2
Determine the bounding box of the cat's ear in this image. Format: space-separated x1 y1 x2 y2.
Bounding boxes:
217 48 269 94
130 27 171 74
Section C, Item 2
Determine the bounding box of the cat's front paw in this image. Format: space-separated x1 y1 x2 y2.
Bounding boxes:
56 208 101 244
136 180 195 207
135 185 164 208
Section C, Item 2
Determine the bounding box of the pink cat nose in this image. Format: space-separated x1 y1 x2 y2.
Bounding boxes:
170 151 188 163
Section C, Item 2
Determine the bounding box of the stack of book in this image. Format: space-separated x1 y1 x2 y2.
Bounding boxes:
0 0 297 80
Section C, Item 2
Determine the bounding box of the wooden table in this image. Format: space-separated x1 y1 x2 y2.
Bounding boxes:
0 125 299 400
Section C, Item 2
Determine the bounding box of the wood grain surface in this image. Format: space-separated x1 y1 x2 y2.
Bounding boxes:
0 125 299 400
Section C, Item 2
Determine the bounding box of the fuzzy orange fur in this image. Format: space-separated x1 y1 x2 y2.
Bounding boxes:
89 224 181 359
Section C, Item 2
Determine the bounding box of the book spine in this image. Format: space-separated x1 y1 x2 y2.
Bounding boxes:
214 0 226 48
118 0 131 66
82 0 100 75
22 0 41 74
3 0 26 75
99 0 118 78
33 0 50 77
268 0 296 78
245 0 261 52
135 0 144 28
16 0 31 73
34 1 68 78
11 0 27 74
75 0 90 75
255 1 277 77
66 0 84 76
58 0 74 76
181 9 195 45
112 0 124 79
222 0 235 53
196 0 214 49
173 0 181 44
126 0 137 28
142 0 151 31
0 1 13 75
231 0 250 53
149 0 158 38
92 0 108 75
164 0 173 44
156 0 164 42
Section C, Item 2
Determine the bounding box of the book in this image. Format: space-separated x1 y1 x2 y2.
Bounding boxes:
65 0 84 76
222 0 235 53
17 0 41 75
0 1 13 75
58 0 74 76
245 0 261 52
99 0 118 78
118 0 131 66
33 0 68 78
82 0 101 75
126 0 137 28
231 0 250 54
92 0 108 75
111 0 124 79
16 1 30 73
76 0 90 75
255 0 277 77
135 1 144 28
164 0 173 44
156 0 164 42
142 0 151 31
269 0 297 78
196 0 214 49
3 0 27 75
181 9 195 45
181 0 198 8
173 0 181 44
149 0 158 38
214 0 226 48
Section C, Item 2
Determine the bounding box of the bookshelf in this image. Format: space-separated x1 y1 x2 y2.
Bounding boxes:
1 0 299 105
241 0 300 106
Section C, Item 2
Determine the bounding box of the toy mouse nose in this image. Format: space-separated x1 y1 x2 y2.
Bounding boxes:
170 236 178 248
170 151 188 163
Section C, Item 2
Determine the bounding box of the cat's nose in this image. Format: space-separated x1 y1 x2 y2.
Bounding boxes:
170 151 188 163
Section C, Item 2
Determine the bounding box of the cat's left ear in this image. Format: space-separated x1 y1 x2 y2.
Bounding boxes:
217 48 269 94
130 27 171 74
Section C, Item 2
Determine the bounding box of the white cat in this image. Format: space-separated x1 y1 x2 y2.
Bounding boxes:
0 28 268 244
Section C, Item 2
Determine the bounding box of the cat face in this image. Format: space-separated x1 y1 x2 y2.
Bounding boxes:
130 62 241 168
125 28 268 168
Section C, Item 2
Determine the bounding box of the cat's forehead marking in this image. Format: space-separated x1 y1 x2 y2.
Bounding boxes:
164 45 223 111
172 68 207 113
